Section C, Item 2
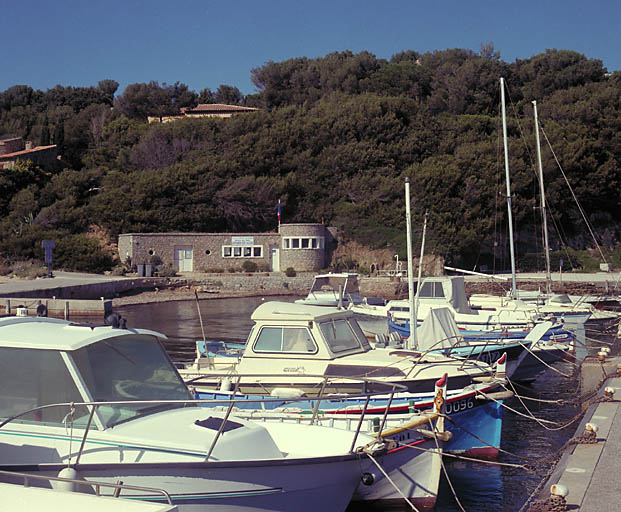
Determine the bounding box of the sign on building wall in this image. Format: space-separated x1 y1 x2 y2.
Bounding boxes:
231 236 255 246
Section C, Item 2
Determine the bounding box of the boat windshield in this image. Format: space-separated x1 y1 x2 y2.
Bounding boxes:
0 347 90 427
318 318 370 353
71 333 193 428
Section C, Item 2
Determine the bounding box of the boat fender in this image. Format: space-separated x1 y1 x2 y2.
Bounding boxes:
219 378 232 392
417 429 452 442
360 472 376 486
476 390 514 401
56 467 88 493
270 387 306 399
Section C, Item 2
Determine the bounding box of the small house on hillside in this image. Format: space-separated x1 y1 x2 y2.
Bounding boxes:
148 103 259 123
0 137 58 170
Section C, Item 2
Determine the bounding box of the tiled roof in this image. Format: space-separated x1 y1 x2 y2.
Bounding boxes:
182 103 258 113
0 145 57 159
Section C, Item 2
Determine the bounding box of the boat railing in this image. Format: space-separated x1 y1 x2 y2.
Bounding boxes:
0 468 174 503
0 375 410 464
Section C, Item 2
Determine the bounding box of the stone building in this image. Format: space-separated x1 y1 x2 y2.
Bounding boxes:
118 223 337 273
0 137 58 170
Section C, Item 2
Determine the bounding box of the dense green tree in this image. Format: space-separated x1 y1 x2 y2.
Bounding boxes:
214 85 244 105
0 48 620 271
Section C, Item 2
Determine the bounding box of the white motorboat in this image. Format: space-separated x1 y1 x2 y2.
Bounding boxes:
0 315 388 512
0 469 178 511
469 291 593 325
200 376 450 509
180 301 510 465
352 276 546 336
180 300 495 396
295 273 365 307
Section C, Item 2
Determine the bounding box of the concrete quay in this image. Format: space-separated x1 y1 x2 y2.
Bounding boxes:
0 272 164 317
529 356 621 512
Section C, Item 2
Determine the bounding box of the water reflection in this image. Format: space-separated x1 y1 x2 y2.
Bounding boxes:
117 296 299 361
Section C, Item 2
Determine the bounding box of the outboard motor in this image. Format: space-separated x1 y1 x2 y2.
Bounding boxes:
374 333 388 348
388 331 404 349
105 312 128 329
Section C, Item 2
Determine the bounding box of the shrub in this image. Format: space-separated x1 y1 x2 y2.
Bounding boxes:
0 259 12 276
285 267 296 277
210 267 224 273
150 254 163 266
228 266 238 273
156 264 177 277
12 261 48 279
53 234 114 273
241 260 258 272
110 265 126 276
357 265 370 276
257 262 270 272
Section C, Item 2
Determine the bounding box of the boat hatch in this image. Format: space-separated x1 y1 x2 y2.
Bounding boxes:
195 417 244 432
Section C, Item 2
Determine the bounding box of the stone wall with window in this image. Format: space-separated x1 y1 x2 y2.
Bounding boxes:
119 233 281 272
119 224 335 273
279 223 335 271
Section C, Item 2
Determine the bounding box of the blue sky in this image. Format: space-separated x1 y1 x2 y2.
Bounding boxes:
2 1 619 97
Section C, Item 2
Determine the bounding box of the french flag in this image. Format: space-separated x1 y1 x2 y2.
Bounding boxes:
277 199 281 223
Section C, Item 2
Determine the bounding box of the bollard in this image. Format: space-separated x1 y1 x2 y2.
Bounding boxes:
550 483 568 498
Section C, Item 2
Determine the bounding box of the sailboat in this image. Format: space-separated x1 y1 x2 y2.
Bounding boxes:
469 90 600 326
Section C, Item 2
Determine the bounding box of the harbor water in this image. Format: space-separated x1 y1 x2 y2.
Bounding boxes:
117 298 606 511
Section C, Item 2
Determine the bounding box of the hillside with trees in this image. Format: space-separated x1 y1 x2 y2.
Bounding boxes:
1 46 620 273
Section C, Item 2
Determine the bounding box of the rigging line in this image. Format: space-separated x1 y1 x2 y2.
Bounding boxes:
499 380 587 431
540 126 608 264
363 451 419 511
429 419 467 512
547 206 576 270
400 440 531 470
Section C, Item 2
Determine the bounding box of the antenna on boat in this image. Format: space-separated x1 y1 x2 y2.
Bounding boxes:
500 77 518 299
405 177 417 349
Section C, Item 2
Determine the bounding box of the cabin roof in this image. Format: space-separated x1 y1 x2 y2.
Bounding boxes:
0 317 166 351
250 301 353 323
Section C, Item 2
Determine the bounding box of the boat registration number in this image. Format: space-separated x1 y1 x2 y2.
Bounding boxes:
445 397 475 414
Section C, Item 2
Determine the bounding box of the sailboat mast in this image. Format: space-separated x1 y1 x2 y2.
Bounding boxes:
532 100 552 296
500 77 518 299
414 210 428 334
405 177 417 349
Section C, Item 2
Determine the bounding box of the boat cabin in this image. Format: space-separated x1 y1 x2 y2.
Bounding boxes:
183 302 493 395
0 316 192 430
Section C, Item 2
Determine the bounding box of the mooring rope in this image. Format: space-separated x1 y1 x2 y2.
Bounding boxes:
363 450 419 511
